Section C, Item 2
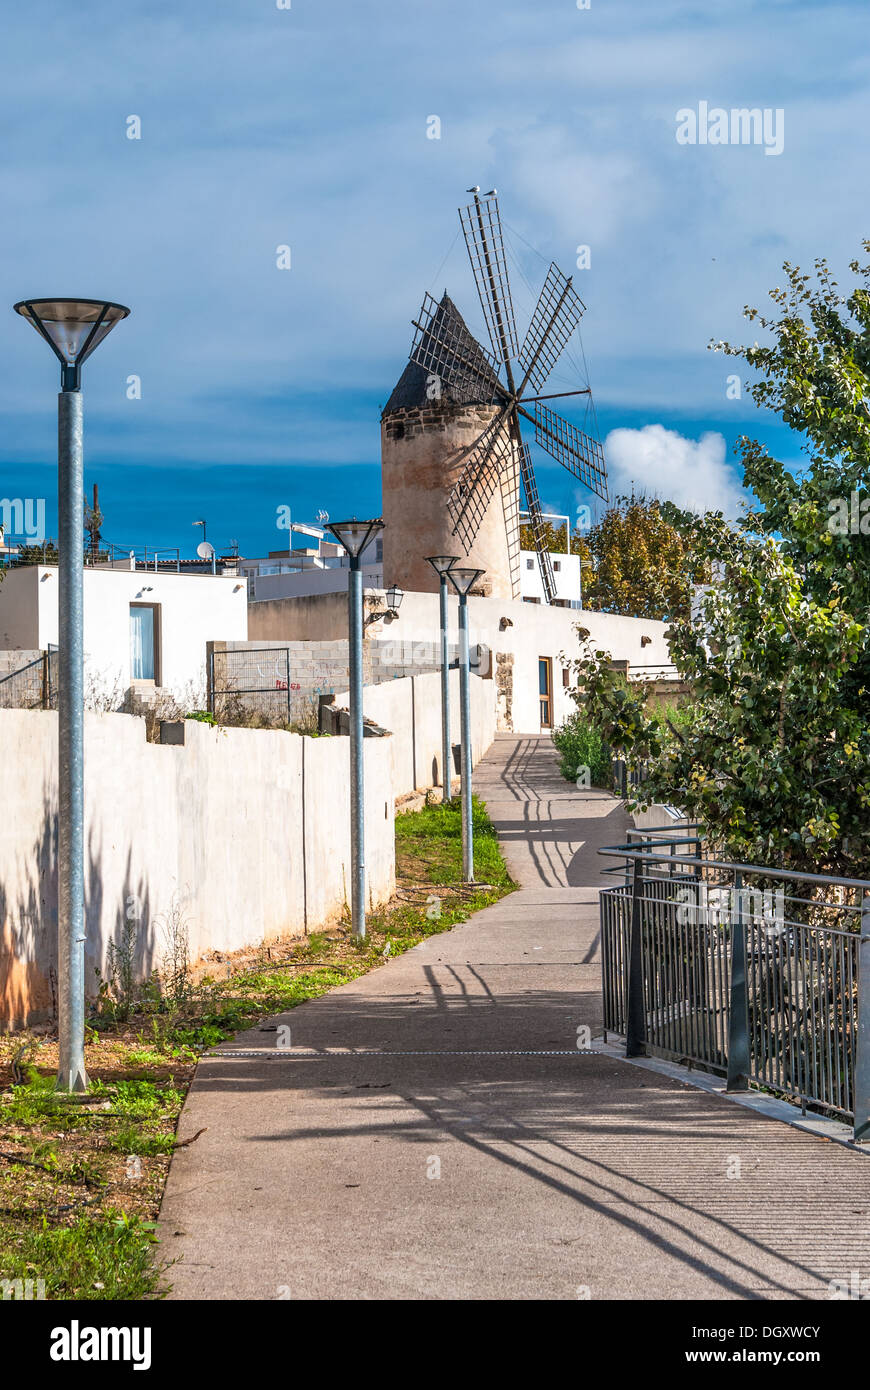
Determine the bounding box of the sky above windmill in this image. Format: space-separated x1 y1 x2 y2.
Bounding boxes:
0 0 866 556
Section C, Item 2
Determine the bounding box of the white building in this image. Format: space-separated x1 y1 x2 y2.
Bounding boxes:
240 518 584 607
0 563 248 706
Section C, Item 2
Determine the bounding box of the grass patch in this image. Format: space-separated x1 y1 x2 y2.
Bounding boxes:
0 792 514 1299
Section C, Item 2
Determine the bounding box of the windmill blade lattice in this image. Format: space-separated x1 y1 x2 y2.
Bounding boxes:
410 293 502 406
518 443 556 605
518 263 587 398
459 193 520 369
530 401 608 500
446 407 515 551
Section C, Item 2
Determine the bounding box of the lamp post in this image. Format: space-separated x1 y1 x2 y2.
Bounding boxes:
325 518 385 940
14 298 130 1092
446 565 484 881
426 555 458 802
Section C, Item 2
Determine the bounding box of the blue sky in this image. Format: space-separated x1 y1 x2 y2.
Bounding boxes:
0 0 867 557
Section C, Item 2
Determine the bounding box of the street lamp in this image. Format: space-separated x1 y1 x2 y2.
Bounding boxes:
325 518 385 940
385 583 404 617
14 298 130 1092
425 555 458 803
446 565 484 880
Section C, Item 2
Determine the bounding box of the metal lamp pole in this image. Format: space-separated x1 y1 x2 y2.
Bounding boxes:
447 566 484 882
14 298 130 1092
425 556 458 802
326 519 384 940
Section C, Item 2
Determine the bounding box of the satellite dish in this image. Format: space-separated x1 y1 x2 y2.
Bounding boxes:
197 540 215 560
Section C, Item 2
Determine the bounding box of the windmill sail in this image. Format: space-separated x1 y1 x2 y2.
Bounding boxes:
518 263 586 398
409 292 502 406
459 193 519 370
518 444 557 605
531 401 608 500
446 409 514 551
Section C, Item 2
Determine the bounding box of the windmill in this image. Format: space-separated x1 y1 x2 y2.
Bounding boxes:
404 188 608 603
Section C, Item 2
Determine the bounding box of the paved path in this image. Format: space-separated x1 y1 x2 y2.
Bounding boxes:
159 735 870 1300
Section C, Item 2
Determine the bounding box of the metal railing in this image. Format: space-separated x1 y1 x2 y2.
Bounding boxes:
599 839 870 1140
611 757 649 798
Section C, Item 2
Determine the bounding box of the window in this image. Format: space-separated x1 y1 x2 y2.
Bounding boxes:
553 559 561 572
130 604 159 682
526 558 534 570
539 657 553 728
375 539 383 561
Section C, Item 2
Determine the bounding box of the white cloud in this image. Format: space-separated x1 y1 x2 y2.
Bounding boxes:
603 424 745 516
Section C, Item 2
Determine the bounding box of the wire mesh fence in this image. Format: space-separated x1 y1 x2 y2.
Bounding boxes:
207 646 318 728
0 649 56 709
599 838 869 1134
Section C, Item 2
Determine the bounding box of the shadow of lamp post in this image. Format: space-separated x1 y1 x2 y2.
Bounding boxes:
14 298 130 1092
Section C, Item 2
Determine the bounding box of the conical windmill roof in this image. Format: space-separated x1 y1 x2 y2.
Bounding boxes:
382 293 500 417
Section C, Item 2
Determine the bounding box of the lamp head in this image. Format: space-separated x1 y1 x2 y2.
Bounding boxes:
447 566 485 597
425 554 459 578
324 518 384 561
14 298 130 390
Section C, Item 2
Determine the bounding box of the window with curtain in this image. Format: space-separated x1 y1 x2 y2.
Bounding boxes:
130 605 156 680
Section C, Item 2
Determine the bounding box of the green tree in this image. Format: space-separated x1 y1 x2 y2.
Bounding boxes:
569 249 870 875
581 494 695 619
14 539 59 565
518 519 589 558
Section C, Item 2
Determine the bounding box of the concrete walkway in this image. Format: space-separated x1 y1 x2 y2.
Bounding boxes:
159 735 870 1300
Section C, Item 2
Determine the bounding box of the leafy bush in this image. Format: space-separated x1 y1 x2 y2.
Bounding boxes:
552 711 611 787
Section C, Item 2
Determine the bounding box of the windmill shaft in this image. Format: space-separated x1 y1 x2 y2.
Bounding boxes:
524 389 592 403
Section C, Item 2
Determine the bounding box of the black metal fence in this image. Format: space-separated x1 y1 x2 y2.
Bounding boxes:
0 649 57 709
599 834 870 1139
611 757 649 798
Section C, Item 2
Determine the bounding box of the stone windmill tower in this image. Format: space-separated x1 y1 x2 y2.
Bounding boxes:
381 189 609 601
381 293 520 598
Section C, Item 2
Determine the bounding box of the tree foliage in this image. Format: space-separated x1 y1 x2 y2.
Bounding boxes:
581 494 696 620
569 248 870 876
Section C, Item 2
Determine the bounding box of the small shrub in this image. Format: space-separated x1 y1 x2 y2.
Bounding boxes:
552 711 611 787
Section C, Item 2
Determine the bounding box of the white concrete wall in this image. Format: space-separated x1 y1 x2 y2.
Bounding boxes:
0 709 394 1028
254 587 674 735
333 670 497 798
0 566 248 704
